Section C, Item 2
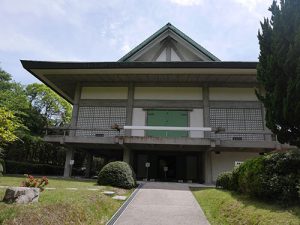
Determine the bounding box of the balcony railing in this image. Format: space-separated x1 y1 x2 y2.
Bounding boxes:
44 125 275 142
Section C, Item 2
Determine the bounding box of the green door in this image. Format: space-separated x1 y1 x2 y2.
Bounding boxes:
146 110 188 137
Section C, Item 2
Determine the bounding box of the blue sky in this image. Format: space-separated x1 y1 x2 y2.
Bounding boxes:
0 0 272 84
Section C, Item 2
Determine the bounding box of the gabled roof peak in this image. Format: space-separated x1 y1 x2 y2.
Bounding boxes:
119 23 220 62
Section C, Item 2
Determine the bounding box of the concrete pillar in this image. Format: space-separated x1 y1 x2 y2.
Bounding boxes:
84 152 93 178
125 83 134 136
204 151 213 184
63 149 74 178
70 83 81 136
202 86 210 138
123 147 131 165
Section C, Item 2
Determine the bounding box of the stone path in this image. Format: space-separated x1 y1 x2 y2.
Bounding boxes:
114 182 210 225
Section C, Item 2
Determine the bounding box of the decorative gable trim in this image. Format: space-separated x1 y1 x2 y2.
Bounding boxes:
118 23 220 62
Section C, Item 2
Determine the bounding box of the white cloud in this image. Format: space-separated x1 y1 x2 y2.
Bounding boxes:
121 44 132 53
168 0 203 6
232 0 267 11
0 32 57 58
0 0 272 84
0 29 83 61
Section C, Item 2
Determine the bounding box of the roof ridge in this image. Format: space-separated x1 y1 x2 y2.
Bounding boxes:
118 23 220 62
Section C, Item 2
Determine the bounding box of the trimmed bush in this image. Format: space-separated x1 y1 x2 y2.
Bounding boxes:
235 156 265 197
259 150 300 204
5 160 64 175
219 150 300 205
97 161 136 189
216 171 232 189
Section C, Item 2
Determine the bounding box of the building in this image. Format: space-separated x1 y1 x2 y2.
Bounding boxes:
21 23 286 184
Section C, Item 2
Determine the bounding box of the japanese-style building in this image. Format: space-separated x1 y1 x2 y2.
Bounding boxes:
21 23 287 184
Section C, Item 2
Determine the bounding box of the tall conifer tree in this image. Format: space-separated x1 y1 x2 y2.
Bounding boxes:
257 0 300 147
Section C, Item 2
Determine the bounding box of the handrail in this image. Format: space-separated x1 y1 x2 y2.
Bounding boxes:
45 127 115 131
44 126 273 136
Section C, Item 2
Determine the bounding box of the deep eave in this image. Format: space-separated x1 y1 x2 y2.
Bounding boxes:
21 60 257 70
21 60 258 104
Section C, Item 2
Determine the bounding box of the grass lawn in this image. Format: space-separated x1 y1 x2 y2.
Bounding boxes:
0 175 133 225
191 188 300 225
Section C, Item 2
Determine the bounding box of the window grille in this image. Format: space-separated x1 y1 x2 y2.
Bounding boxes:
76 106 126 137
210 108 264 141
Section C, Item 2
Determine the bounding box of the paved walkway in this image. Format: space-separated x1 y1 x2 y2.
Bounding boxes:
114 182 210 225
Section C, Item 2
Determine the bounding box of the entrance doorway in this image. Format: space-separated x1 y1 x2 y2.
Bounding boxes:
133 151 204 183
158 155 176 181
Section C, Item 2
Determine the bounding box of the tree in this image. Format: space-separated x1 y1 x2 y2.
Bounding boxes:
0 69 29 116
26 83 72 127
0 107 22 145
257 0 300 147
0 68 74 172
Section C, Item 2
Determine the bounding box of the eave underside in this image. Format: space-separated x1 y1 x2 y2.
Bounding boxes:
21 61 258 104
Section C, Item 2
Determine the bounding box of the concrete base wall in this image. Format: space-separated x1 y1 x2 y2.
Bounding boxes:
211 151 260 182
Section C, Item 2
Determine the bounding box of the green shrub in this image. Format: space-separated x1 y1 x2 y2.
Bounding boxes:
236 156 265 197
231 150 300 205
230 167 240 191
97 161 136 189
261 150 300 204
216 171 232 189
5 160 64 175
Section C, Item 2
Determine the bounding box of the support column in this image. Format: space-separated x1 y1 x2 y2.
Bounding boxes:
63 149 74 178
85 152 93 178
123 147 131 165
125 83 134 136
204 151 213 184
70 83 81 136
202 86 210 138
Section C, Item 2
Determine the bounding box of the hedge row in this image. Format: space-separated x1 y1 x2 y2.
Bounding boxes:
5 160 64 175
216 150 300 205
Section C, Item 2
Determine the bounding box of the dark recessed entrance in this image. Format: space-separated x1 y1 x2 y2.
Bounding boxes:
158 155 177 181
133 151 204 183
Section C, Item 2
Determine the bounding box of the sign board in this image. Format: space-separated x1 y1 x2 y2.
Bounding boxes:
145 162 150 168
163 166 168 172
235 161 243 167
69 160 75 165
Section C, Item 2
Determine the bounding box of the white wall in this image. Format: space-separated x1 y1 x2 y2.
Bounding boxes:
171 48 181 61
134 87 203 100
156 48 167 61
190 109 204 138
176 43 204 61
131 108 146 136
209 88 257 101
81 87 128 99
211 151 259 182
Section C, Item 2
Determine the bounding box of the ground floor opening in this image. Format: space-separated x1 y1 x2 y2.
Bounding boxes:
133 151 204 183
62 142 266 184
